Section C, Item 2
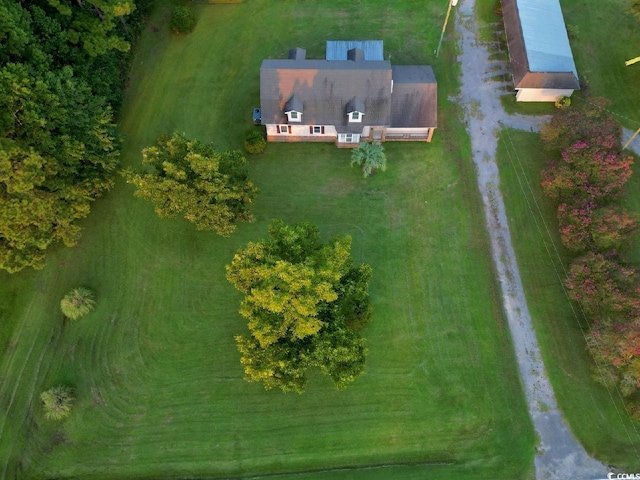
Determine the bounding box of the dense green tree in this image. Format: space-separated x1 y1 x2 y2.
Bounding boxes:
125 133 258 236
170 6 197 35
0 0 156 272
46 0 134 56
227 220 371 393
0 63 119 272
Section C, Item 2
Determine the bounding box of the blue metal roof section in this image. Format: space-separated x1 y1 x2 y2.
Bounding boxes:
518 0 578 76
325 40 384 61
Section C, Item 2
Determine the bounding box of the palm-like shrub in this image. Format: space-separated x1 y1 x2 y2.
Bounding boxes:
350 142 387 178
60 287 96 320
41 386 74 421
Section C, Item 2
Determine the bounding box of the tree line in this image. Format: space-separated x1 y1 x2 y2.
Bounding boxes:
0 0 153 272
540 98 640 418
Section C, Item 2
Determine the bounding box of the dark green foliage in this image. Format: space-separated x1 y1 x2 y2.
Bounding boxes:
0 63 120 272
125 133 258 236
0 0 154 272
227 220 371 393
170 6 197 34
244 130 266 155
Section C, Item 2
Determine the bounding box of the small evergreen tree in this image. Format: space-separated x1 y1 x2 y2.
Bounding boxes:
244 131 266 155
61 287 96 320
41 386 74 421
170 6 197 35
350 142 386 178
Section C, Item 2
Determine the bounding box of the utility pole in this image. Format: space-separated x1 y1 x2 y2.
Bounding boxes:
436 0 458 58
622 56 640 149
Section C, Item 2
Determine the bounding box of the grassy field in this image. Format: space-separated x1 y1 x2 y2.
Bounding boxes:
0 1 536 479
496 128 640 469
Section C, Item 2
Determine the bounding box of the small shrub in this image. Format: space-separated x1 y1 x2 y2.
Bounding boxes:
350 142 386 178
170 6 197 35
566 24 580 40
61 287 96 320
554 96 571 109
41 386 74 421
244 131 266 154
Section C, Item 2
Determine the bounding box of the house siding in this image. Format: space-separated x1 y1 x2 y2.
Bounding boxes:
515 88 574 102
265 124 337 142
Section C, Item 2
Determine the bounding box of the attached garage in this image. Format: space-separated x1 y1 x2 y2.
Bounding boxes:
502 0 579 102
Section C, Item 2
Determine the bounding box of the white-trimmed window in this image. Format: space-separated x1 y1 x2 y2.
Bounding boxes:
338 133 361 143
348 111 363 123
277 125 291 134
309 125 325 135
286 111 302 122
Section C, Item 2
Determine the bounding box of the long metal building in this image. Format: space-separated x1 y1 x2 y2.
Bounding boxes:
502 0 579 102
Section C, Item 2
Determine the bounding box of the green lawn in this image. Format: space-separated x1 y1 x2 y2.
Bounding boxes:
562 0 640 128
0 1 535 479
496 128 640 469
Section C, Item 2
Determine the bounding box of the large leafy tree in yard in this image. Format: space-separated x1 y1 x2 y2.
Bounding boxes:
564 252 640 322
540 97 619 152
541 139 634 204
226 220 371 393
125 133 258 236
557 202 639 253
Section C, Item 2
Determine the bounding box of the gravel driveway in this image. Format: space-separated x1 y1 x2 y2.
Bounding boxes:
454 1 609 478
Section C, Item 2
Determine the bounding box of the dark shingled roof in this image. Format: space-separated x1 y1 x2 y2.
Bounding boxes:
260 59 393 132
285 94 303 112
502 0 579 90
390 66 437 128
346 97 365 114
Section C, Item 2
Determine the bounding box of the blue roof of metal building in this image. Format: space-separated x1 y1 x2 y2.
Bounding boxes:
325 40 384 61
518 0 577 76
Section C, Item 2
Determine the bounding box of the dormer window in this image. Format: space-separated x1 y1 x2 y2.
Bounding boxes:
348 111 362 123
286 110 302 122
285 94 303 123
346 97 365 123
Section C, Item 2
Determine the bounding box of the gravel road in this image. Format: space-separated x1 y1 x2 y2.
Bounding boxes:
454 1 609 478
